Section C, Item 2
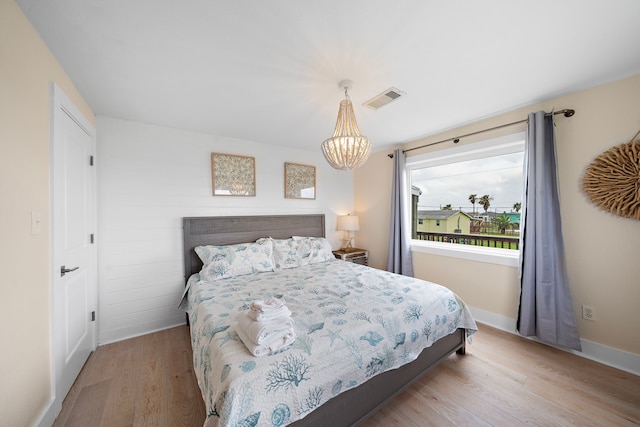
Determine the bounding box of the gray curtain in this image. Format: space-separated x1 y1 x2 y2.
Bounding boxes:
387 149 414 276
517 111 581 351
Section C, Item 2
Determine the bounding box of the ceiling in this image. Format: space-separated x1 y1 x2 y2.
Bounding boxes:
17 0 640 153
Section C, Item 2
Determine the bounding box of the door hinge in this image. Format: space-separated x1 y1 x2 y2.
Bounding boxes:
90 234 94 244
90 155 94 166
91 311 96 321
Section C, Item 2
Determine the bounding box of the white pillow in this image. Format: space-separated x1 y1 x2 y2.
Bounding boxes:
195 240 274 281
270 236 334 269
306 237 335 264
271 238 312 269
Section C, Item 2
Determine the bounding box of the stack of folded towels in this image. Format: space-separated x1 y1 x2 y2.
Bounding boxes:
236 297 296 357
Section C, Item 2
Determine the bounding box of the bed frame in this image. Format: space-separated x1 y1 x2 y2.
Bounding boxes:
183 214 466 427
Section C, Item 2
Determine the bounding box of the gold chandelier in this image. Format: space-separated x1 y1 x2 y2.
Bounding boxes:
321 80 371 171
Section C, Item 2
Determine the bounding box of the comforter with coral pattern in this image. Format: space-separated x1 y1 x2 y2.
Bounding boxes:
186 259 477 427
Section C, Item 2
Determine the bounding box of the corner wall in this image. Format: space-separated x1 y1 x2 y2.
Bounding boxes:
0 1 95 425
355 74 640 365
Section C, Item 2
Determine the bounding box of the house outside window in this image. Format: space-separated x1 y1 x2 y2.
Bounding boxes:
406 132 525 266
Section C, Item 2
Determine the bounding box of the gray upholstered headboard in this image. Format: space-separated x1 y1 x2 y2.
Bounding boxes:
182 214 326 282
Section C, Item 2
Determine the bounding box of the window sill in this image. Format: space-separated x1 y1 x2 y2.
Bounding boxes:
410 240 519 267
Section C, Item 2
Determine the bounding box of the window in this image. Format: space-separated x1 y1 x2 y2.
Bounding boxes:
406 132 525 266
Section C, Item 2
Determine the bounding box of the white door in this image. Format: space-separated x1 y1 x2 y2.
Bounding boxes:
51 84 97 413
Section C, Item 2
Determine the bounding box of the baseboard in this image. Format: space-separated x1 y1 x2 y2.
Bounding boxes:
469 307 517 334
469 307 640 376
576 338 640 377
33 396 58 427
99 321 187 346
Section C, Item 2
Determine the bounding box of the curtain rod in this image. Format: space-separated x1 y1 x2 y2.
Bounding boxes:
387 109 575 158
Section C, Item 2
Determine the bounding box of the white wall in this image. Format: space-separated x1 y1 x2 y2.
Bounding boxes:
97 116 354 344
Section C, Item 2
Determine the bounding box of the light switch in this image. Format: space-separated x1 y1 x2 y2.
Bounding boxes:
31 211 42 235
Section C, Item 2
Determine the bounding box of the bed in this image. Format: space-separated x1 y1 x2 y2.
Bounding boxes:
182 214 477 427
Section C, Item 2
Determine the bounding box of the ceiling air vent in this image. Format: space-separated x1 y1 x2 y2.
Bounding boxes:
363 87 406 110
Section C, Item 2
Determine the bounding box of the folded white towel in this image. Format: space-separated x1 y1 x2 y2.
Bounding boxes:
247 306 292 322
236 324 296 357
251 297 287 312
237 313 295 345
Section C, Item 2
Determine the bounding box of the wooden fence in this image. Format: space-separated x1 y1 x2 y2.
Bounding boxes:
415 231 519 250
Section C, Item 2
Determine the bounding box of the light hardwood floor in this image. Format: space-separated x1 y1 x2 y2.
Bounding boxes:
54 324 640 426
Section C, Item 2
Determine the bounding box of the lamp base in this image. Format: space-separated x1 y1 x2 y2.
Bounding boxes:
340 239 359 252
342 237 355 249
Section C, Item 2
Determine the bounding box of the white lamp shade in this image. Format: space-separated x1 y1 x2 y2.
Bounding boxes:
337 215 360 231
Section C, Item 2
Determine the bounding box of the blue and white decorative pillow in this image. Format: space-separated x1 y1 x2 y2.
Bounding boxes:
270 238 311 269
306 237 335 264
195 240 274 281
269 237 334 269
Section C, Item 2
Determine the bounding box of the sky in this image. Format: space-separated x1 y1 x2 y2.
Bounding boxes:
411 151 524 214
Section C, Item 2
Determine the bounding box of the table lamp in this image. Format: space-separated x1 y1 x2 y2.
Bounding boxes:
337 214 359 250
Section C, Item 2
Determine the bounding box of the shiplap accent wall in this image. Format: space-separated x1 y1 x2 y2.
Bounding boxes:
96 116 354 344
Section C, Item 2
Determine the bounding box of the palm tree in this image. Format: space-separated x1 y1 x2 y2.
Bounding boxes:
479 194 493 213
468 194 477 215
513 202 522 212
492 214 512 234
442 204 452 210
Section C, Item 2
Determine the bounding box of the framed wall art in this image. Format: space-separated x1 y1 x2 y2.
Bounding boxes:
211 153 256 196
284 162 316 199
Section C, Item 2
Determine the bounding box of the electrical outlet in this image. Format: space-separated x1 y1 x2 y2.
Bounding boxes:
582 305 596 321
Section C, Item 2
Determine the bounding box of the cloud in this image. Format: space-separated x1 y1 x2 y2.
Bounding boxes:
412 152 523 211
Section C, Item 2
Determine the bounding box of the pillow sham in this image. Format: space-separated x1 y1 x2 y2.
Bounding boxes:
270 238 311 269
306 237 335 264
195 239 274 281
269 236 334 269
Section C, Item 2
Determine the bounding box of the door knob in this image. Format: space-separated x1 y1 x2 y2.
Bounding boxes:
61 265 79 277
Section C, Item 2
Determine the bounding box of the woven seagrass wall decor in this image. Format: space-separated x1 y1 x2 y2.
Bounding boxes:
582 129 640 221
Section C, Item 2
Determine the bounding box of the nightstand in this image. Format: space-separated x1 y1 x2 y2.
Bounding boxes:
333 248 368 266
